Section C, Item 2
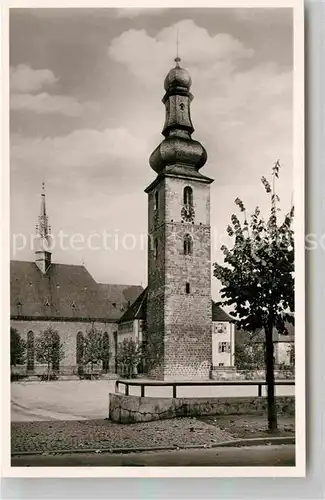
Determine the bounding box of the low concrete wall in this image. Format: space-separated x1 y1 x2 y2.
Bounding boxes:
109 393 295 424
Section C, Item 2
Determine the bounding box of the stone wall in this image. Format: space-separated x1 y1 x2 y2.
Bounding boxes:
109 393 295 424
11 319 118 375
146 176 212 380
147 184 166 379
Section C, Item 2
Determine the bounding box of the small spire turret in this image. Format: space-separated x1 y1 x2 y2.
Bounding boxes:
35 181 52 273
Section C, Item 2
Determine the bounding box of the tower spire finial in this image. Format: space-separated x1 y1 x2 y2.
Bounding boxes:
175 27 181 66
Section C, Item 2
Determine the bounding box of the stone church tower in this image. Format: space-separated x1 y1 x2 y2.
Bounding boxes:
145 57 214 380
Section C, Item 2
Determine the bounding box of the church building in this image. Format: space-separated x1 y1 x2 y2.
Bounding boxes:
14 57 293 380
10 183 143 377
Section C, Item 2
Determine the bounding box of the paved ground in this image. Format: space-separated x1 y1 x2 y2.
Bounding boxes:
11 380 295 422
11 380 114 421
200 414 295 439
11 444 295 467
11 381 295 466
11 418 235 454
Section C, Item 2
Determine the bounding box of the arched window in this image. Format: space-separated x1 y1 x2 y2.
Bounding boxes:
154 191 159 210
27 331 34 372
52 331 60 372
183 186 193 206
183 234 193 255
154 238 158 260
186 282 191 294
102 332 110 373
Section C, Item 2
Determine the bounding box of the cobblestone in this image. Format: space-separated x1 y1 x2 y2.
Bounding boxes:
11 417 234 453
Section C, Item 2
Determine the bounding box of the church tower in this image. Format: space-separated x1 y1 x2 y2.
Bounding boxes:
34 182 52 274
145 57 214 380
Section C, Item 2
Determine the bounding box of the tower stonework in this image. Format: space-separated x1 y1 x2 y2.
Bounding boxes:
145 58 214 380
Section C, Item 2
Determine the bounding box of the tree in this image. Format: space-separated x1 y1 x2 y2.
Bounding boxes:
10 327 26 366
35 327 64 380
116 338 142 379
83 326 107 379
235 332 265 373
214 161 294 430
102 332 111 373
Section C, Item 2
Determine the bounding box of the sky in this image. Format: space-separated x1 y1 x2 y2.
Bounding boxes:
10 7 293 300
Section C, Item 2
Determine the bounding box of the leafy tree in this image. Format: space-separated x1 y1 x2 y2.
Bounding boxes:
235 332 265 372
35 327 64 380
116 338 142 379
10 327 26 366
83 326 107 379
102 332 111 373
278 343 295 378
214 161 294 430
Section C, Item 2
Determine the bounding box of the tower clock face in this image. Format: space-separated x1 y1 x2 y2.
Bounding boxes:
181 205 195 222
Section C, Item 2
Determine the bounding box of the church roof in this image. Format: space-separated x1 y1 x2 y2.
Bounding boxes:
212 302 234 322
117 287 148 324
117 293 233 325
10 260 143 322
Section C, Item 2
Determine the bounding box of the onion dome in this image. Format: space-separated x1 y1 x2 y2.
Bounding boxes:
149 136 207 174
149 58 207 175
164 57 192 91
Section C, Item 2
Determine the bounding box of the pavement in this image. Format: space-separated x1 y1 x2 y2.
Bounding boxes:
11 379 295 422
11 444 295 467
11 380 113 421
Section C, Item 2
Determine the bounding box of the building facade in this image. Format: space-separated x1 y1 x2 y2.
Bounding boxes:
10 184 142 377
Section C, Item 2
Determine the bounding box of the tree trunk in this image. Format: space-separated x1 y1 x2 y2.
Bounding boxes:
47 360 51 381
265 321 277 431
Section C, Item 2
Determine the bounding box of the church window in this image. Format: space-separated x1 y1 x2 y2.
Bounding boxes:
154 191 159 210
186 282 190 294
16 299 22 315
27 331 34 371
183 186 193 206
183 234 193 255
154 238 158 260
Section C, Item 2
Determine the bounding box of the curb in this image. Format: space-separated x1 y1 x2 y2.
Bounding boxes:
11 436 295 457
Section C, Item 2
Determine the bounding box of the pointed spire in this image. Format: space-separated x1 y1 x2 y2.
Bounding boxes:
36 181 51 240
35 181 52 274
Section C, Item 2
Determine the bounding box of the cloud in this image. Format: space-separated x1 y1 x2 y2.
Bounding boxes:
108 20 292 187
115 8 165 18
11 127 150 184
10 64 96 117
108 19 254 87
10 92 85 116
10 64 58 93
